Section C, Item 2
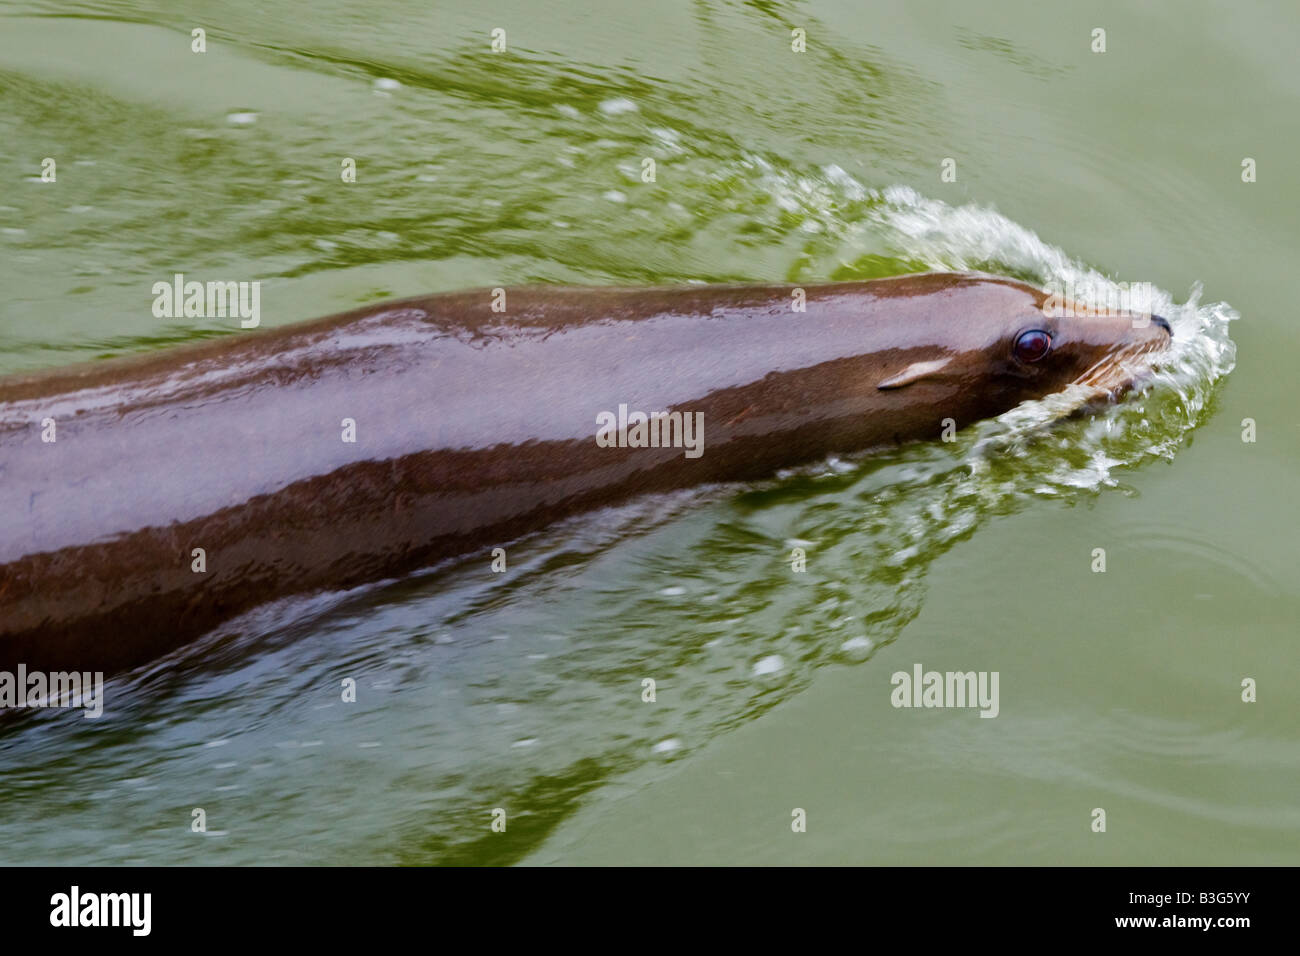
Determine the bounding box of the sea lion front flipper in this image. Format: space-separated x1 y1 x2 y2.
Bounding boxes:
877 357 951 390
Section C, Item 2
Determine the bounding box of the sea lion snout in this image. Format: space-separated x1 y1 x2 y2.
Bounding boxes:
1043 301 1173 394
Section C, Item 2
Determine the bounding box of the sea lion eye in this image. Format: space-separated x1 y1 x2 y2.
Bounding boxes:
1013 329 1052 363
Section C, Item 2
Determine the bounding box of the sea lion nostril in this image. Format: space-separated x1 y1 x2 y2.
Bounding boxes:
1151 315 1172 337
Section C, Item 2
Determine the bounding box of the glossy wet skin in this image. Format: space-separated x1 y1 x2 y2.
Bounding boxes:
0 272 1169 674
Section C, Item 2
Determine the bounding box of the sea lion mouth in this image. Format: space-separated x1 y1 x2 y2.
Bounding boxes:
1073 337 1170 395
1065 311 1174 395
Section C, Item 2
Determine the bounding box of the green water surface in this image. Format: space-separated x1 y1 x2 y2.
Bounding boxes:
0 0 1294 865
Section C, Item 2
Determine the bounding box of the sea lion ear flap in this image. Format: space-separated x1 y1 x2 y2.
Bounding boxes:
877 357 951 390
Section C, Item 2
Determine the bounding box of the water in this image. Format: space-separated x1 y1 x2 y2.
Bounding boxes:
0 0 1294 865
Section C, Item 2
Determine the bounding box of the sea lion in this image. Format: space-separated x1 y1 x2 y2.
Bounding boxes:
0 272 1170 674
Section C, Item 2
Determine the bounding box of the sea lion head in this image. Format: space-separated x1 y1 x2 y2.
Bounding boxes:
874 274 1173 406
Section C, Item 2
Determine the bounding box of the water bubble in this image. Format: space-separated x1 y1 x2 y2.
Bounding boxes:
839 636 875 660
599 97 638 116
